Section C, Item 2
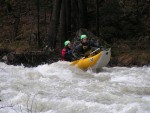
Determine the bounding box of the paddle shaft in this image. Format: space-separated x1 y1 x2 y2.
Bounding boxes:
81 48 100 59
89 48 100 55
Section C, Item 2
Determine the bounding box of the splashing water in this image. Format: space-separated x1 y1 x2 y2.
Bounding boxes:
0 62 150 113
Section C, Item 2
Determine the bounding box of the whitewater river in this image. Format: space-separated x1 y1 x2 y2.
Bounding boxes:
0 62 150 113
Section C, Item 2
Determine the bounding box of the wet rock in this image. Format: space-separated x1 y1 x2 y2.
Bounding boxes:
0 50 60 67
118 54 136 66
2 55 8 61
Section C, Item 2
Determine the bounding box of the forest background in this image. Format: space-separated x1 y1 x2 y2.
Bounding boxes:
0 0 150 66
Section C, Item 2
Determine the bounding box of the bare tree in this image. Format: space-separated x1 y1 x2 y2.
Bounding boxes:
66 0 71 39
96 0 104 37
37 0 41 47
96 0 100 37
57 0 67 48
48 0 62 49
13 1 21 40
77 0 87 28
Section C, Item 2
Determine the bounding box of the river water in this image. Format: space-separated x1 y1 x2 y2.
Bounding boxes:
0 62 150 113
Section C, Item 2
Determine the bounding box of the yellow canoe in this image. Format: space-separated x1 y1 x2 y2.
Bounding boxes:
70 48 111 70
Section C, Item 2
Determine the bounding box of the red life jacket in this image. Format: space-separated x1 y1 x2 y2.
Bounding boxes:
61 48 66 60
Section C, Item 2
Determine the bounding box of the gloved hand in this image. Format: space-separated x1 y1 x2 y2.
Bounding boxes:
99 46 103 50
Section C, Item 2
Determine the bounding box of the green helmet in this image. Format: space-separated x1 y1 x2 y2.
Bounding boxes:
80 35 87 40
64 40 70 46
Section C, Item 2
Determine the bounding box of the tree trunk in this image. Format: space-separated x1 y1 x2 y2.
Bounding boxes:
96 0 104 37
77 0 86 28
13 1 21 40
44 0 48 35
48 0 62 49
13 14 20 40
96 0 99 36
71 0 79 31
66 0 71 40
83 0 87 28
37 0 41 47
58 0 67 48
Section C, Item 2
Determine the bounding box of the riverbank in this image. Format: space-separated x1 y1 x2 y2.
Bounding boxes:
110 38 150 67
0 39 150 67
0 48 60 67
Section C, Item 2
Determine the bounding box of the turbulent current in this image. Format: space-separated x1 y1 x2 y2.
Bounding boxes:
0 62 150 113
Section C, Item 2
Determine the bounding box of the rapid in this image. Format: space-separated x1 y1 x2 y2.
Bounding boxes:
0 62 150 113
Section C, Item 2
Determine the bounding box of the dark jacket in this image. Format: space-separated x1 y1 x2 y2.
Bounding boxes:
61 47 72 61
73 41 98 59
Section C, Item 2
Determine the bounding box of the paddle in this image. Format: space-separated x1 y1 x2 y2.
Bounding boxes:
89 48 100 56
71 48 101 65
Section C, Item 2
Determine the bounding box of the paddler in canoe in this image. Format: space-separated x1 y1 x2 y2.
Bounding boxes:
61 40 73 62
72 34 99 59
61 34 99 62
61 34 111 70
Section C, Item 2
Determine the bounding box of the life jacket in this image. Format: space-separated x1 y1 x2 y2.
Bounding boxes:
73 40 98 59
61 47 72 61
61 48 66 61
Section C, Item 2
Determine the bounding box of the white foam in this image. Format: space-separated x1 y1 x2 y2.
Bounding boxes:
0 62 150 113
